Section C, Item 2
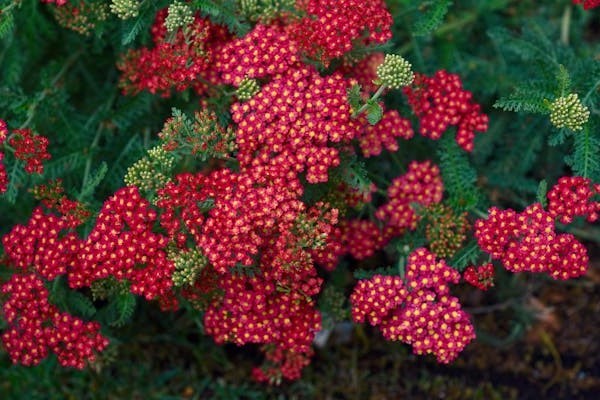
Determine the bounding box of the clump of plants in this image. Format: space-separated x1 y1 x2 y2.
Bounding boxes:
0 0 598 387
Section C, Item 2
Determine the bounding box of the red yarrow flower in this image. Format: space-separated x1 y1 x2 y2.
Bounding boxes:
0 119 7 193
573 0 600 10
289 0 392 65
376 160 444 233
463 263 495 291
350 249 475 364
474 203 589 280
1 273 108 368
547 176 599 224
403 70 488 151
8 128 51 174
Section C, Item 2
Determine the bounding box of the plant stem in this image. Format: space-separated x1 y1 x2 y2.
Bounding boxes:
560 5 572 45
352 85 386 118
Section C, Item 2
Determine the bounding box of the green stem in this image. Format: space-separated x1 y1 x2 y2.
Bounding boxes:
352 84 386 118
79 125 104 199
560 5 572 45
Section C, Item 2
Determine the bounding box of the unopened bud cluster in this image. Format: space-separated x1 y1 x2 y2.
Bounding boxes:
376 54 414 89
170 248 209 287
124 146 175 193
235 77 260 101
109 0 139 20
549 93 590 131
165 1 194 33
238 0 294 23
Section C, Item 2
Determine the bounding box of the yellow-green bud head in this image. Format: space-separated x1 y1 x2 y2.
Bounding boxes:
109 0 139 20
165 1 195 33
376 54 414 89
550 93 590 131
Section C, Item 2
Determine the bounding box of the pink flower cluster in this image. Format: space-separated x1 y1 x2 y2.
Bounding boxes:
289 0 392 65
1 273 108 368
547 176 599 224
475 202 589 280
350 248 475 363
403 70 489 151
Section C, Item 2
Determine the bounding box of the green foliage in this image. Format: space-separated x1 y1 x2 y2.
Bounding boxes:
78 161 107 201
102 292 137 328
449 240 483 271
566 124 600 181
412 0 452 36
437 134 480 211
193 0 250 36
347 84 362 113
536 180 547 208
353 265 397 280
0 8 14 39
365 101 383 125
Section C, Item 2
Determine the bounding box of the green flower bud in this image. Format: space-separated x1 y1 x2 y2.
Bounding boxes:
376 54 414 89
109 0 139 20
170 248 209 287
164 1 194 33
550 93 590 131
124 146 175 193
235 78 260 101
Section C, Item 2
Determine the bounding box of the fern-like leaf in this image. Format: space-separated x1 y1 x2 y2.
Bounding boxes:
567 126 600 181
437 134 480 211
66 291 97 318
109 293 137 327
413 0 452 37
78 162 108 201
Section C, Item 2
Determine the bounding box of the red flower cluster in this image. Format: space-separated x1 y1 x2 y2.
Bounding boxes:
463 263 495 290
2 208 80 281
403 70 489 152
8 128 51 174
215 24 299 86
376 160 444 232
158 169 303 273
341 53 385 94
350 275 406 326
40 0 67 5
0 119 7 193
118 10 229 96
32 180 91 228
1 273 108 368
573 0 600 10
475 203 589 280
253 346 314 384
547 176 599 224
156 167 337 378
69 186 175 303
231 66 361 183
357 109 414 157
350 248 475 363
289 0 392 65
